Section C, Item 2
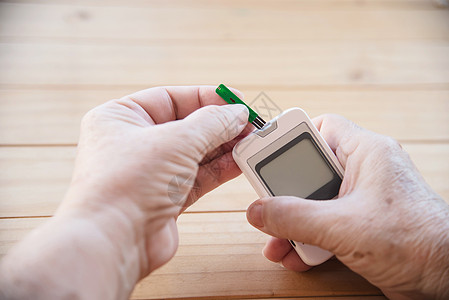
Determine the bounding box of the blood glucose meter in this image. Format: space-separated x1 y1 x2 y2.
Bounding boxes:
216 84 344 266
233 107 344 265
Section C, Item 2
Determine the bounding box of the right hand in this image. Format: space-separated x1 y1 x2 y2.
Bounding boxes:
246 114 449 299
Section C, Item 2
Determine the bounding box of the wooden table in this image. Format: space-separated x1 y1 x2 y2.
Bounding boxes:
1 1 448 299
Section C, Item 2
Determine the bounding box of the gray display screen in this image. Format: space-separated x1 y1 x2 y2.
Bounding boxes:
255 132 341 200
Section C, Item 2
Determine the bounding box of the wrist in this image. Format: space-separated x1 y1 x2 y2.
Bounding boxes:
58 184 149 276
417 197 449 299
61 176 180 276
0 212 142 300
425 226 449 298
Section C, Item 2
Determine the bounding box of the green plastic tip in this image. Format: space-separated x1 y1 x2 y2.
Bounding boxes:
215 84 258 123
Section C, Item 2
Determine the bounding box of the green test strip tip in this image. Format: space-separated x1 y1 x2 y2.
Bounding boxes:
215 84 259 123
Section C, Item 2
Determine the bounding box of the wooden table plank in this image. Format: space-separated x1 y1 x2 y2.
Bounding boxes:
236 297 387 300
1 42 448 87
0 0 447 298
235 297 386 300
1 143 447 218
0 2 448 41
1 0 445 10
0 146 256 217
0 213 383 299
0 146 76 218
1 89 448 145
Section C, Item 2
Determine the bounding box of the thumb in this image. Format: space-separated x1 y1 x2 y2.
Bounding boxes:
247 196 345 251
178 104 249 160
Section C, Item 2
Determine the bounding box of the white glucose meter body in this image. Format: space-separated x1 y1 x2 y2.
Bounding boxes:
232 107 344 266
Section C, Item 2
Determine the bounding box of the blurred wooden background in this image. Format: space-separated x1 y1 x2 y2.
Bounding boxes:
0 1 448 299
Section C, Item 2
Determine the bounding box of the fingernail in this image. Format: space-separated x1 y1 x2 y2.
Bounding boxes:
247 202 264 227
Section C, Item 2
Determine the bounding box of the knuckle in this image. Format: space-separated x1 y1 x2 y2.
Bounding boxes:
81 100 115 126
384 136 401 149
201 105 234 140
321 113 349 126
264 198 296 237
203 105 229 126
152 86 172 103
375 135 403 154
81 106 99 127
321 113 341 121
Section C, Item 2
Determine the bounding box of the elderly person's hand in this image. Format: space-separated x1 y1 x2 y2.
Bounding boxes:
246 115 449 299
0 86 250 300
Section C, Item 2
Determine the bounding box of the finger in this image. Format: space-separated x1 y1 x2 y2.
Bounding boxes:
200 137 238 166
192 151 242 204
280 248 312 272
172 104 248 210
121 86 244 124
262 237 311 271
182 120 252 207
180 151 242 211
246 196 347 251
177 104 249 161
199 122 252 165
263 237 292 262
311 114 365 168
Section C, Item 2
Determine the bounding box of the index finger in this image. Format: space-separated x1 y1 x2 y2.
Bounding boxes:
263 237 311 271
121 85 244 124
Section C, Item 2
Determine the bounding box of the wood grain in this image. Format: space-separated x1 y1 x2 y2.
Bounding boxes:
0 0 448 298
1 143 447 218
1 89 448 145
0 213 383 299
0 146 76 218
241 298 386 300
0 2 448 41
1 42 449 87
1 0 445 10
239 297 386 300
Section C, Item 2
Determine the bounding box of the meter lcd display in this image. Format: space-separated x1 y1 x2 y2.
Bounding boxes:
255 132 341 200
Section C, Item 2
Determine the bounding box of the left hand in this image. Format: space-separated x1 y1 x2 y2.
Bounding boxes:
246 114 449 299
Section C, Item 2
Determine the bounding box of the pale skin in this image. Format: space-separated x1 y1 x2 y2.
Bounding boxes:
0 86 448 299
247 115 449 299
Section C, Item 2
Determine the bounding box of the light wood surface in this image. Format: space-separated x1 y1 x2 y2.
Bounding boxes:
1 42 449 87
1 143 448 218
1 1 449 41
0 0 448 299
0 213 383 299
1 89 449 144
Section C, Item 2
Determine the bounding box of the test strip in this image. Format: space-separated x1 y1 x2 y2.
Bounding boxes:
215 84 267 129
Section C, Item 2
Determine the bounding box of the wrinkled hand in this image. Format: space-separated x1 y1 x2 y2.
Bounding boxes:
246 115 449 299
62 86 250 274
0 86 250 300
